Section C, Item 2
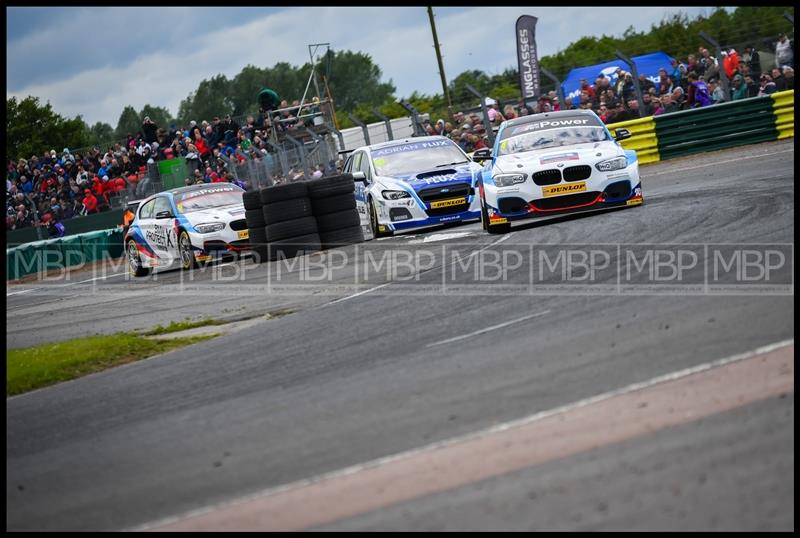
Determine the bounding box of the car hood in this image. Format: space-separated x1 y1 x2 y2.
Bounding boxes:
376 162 478 192
493 142 623 174
182 203 245 224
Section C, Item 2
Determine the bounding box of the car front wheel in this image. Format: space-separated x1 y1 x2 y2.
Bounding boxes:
480 193 511 235
178 230 198 270
127 240 150 277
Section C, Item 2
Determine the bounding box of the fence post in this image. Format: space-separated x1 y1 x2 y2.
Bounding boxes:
324 121 345 153
372 108 394 141
265 140 289 177
285 134 311 178
615 50 646 118
699 31 730 99
465 84 496 147
304 127 332 169
347 114 371 146
398 101 426 136
540 67 566 108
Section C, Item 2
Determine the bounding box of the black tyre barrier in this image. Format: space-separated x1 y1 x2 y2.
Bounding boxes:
319 225 365 249
310 193 357 216
248 226 269 263
315 209 361 232
260 182 309 205
263 197 313 225
265 216 318 243
245 208 266 229
243 190 263 210
307 174 354 199
268 233 322 261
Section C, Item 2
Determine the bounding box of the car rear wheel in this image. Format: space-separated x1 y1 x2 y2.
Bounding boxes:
179 230 198 270
127 240 150 277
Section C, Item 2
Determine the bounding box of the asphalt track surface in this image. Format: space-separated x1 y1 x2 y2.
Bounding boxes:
6 139 794 531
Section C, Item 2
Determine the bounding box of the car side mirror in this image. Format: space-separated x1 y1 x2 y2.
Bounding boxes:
472 148 492 162
155 210 174 219
352 171 367 183
614 128 632 141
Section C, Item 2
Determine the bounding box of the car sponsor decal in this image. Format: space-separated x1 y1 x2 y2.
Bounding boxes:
539 152 580 165
237 230 250 239
542 181 587 197
371 139 451 157
145 225 176 250
429 197 466 209
490 215 509 224
626 198 643 206
503 116 603 139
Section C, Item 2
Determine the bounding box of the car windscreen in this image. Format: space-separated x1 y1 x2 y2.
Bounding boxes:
174 187 243 213
497 116 610 156
371 139 468 177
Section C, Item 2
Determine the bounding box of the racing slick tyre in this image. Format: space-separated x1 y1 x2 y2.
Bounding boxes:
260 182 309 205
307 174 354 199
315 209 361 233
245 208 266 229
263 197 313 225
265 216 318 243
319 225 364 249
127 239 151 277
248 226 269 264
268 233 322 261
480 195 510 235
243 190 263 210
178 230 199 269
310 193 357 216
369 198 393 238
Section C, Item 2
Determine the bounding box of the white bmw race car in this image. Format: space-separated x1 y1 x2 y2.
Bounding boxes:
474 109 643 233
343 136 484 237
124 183 250 276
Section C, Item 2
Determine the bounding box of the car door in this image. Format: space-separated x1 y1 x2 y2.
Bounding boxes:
136 198 159 263
151 195 178 262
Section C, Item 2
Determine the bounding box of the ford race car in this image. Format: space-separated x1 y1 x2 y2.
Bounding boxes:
124 183 250 276
475 109 643 234
343 136 484 237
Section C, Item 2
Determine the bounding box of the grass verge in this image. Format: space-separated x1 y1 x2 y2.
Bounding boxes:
143 319 224 336
7 333 215 397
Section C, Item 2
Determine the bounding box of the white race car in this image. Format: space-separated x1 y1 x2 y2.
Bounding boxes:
343 135 484 237
474 109 643 233
124 183 250 276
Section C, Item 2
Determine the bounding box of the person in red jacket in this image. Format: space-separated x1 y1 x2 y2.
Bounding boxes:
82 189 98 214
193 132 211 158
723 49 740 79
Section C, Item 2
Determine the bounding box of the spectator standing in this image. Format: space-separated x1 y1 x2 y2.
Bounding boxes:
708 79 727 103
775 33 794 68
758 74 778 96
743 45 762 76
731 74 748 100
783 67 794 90
142 116 158 144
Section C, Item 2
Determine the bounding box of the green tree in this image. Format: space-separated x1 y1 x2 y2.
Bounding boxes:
139 104 173 129
7 96 90 160
326 50 396 112
86 121 116 147
115 105 141 139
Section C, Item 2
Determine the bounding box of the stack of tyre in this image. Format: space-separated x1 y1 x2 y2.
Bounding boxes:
308 174 364 249
244 183 321 263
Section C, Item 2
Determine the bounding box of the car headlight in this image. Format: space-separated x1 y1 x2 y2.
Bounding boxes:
195 222 225 233
494 173 527 187
595 156 628 172
382 190 410 200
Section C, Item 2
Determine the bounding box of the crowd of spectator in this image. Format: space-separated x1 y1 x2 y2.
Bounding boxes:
7 99 329 231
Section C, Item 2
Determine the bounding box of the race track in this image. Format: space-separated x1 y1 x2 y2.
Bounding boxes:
6 139 794 531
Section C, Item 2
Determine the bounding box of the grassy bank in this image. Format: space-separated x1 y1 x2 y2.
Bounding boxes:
7 332 214 397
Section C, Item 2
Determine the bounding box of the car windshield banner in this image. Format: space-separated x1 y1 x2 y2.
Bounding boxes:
516 15 541 100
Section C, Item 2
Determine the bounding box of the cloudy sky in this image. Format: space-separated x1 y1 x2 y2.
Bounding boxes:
7 6 724 126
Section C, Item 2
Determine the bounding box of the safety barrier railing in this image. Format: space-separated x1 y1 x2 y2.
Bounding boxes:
604 116 660 164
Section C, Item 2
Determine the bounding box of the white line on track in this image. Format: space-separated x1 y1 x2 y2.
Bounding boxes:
646 148 793 176
137 338 793 531
426 310 551 347
7 271 128 296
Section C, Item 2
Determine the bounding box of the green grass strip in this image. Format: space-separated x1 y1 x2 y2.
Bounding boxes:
143 319 224 336
7 333 215 397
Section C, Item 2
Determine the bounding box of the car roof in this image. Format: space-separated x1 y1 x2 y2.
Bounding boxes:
166 183 244 197
503 109 600 129
362 135 453 152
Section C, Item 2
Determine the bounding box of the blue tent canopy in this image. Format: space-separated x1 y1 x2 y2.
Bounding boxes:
561 51 675 101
